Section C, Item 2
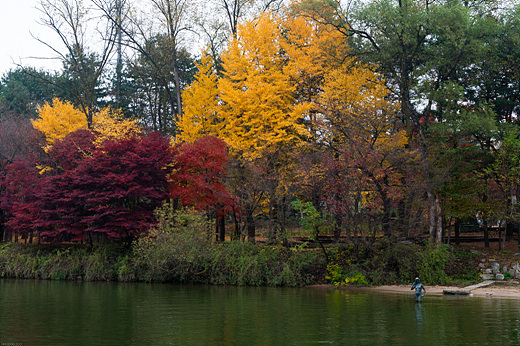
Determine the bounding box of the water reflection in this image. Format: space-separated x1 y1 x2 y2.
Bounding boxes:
414 302 424 327
0 280 520 345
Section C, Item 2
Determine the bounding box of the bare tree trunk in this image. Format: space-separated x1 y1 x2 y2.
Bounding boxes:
501 222 506 251
454 218 460 245
215 212 225 242
435 194 443 244
483 220 490 248
246 205 255 243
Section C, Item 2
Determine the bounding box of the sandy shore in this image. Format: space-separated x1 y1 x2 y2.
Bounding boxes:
366 282 520 299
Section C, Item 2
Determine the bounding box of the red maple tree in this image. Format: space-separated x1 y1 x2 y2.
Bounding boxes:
3 131 176 243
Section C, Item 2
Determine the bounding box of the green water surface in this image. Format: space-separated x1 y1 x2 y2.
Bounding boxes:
0 279 519 345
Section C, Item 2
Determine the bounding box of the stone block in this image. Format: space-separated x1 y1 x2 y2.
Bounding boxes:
491 262 501 272
481 274 494 280
496 273 505 280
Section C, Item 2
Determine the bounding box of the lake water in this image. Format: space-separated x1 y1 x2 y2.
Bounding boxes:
0 279 519 345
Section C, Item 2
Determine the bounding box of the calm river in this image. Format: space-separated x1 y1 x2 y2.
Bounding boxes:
0 279 519 345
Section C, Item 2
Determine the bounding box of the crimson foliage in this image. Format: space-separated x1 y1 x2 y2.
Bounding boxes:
170 136 232 213
3 131 175 242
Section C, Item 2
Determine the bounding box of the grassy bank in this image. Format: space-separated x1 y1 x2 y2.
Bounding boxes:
0 208 483 287
0 239 482 287
324 240 482 286
0 242 326 286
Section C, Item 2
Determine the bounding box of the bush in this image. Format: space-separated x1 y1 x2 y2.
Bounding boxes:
0 243 130 281
417 244 453 284
132 203 213 282
326 241 457 286
132 203 326 286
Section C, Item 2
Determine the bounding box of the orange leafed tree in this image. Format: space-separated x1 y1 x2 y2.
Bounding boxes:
318 59 414 236
281 14 350 139
92 107 142 145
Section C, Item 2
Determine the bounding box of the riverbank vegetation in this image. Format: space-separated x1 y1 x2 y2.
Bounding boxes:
0 237 484 286
1 0 520 287
0 206 484 287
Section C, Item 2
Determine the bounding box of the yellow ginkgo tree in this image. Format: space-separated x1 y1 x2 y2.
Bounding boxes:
92 107 142 145
32 97 142 150
176 50 221 143
218 12 312 159
281 14 350 139
32 98 87 148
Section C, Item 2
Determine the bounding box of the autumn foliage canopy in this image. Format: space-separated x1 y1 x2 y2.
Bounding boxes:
3 131 176 241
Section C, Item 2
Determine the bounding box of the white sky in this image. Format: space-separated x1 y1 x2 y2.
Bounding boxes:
0 0 61 76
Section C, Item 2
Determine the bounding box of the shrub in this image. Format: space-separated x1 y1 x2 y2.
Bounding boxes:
132 203 212 282
132 202 326 286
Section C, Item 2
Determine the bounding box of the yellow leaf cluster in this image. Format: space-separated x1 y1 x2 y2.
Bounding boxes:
282 15 349 84
32 97 142 150
177 50 220 143
319 61 400 146
32 98 87 148
218 12 311 159
177 9 404 162
92 107 143 145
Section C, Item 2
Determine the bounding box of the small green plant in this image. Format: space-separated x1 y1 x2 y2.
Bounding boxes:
418 244 453 284
326 264 345 286
325 264 367 286
344 273 368 286
290 200 321 240
504 272 513 279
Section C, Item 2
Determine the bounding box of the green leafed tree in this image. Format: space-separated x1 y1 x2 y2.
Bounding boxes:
294 0 519 243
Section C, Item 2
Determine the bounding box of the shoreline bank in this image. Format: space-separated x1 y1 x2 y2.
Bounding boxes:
309 281 520 299
366 281 520 299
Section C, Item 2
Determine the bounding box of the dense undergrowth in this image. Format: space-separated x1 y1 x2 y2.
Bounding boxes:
0 242 326 286
325 240 481 286
0 207 482 287
0 240 481 287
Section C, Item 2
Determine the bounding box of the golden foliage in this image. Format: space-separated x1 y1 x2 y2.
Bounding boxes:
92 107 142 145
32 97 142 150
219 12 311 159
281 15 351 139
32 98 87 148
319 60 401 146
176 50 220 143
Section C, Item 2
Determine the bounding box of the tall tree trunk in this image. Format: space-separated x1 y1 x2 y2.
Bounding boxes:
402 78 441 244
216 212 226 242
435 194 443 244
232 205 241 241
454 218 460 245
518 224 520 249
173 63 183 121
397 199 407 238
483 220 490 248
245 205 255 243
0 209 4 243
382 197 391 237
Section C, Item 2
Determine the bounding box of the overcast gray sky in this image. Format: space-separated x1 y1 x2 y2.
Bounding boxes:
0 0 61 76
